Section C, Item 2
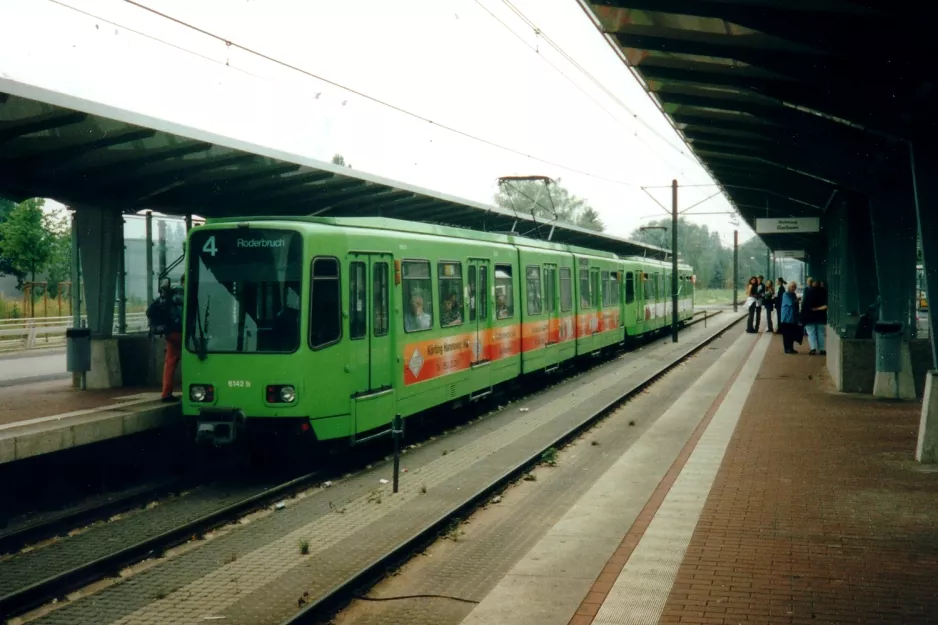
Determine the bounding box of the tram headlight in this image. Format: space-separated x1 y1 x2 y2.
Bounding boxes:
189 384 214 402
266 384 297 404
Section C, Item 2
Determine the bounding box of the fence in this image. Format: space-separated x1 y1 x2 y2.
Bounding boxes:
0 313 149 353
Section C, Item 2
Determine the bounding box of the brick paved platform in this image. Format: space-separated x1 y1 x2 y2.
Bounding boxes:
569 333 936 624
461 331 937 625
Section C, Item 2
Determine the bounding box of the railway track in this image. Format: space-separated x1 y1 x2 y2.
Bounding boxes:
281 309 743 625
0 310 723 623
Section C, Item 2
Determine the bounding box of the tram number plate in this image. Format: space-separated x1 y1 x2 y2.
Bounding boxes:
228 380 252 388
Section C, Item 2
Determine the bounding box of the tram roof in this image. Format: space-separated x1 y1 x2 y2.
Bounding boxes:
0 82 671 262
202 215 690 268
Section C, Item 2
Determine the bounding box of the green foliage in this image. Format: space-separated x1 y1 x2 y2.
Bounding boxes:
331 153 351 168
0 197 23 283
0 198 52 286
0 199 72 300
43 208 72 299
494 178 604 232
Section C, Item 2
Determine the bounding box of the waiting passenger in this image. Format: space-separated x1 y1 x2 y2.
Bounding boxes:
405 295 432 331
801 279 828 356
441 293 462 326
780 281 803 354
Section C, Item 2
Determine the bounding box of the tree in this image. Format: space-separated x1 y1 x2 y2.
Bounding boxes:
494 178 604 232
331 153 352 168
576 207 605 231
0 197 23 284
43 208 72 299
629 218 730 290
0 198 53 287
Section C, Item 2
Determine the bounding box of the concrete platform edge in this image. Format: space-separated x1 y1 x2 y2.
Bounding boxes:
0 402 180 465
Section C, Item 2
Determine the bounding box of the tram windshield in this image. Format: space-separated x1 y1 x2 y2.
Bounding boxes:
186 228 302 355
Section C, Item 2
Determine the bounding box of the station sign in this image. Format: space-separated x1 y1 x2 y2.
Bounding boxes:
755 217 820 234
774 250 806 259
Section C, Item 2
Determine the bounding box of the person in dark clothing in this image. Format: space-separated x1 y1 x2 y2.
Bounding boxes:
780 281 803 354
801 279 828 355
774 278 786 333
762 280 776 333
146 278 184 402
745 276 759 333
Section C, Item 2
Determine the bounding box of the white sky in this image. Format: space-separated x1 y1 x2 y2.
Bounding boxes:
22 0 757 248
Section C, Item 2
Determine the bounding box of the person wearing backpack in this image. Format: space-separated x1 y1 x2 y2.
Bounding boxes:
147 278 183 402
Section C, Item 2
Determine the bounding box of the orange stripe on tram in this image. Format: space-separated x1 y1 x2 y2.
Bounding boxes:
402 309 624 385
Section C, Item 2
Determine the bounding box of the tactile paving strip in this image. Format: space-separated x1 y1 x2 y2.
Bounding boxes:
593 333 769 624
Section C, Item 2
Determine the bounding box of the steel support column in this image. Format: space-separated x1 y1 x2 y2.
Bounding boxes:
116 216 126 335
733 230 738 312
910 142 938 462
145 211 154 305
73 206 124 389
74 207 122 337
869 188 917 399
671 179 678 343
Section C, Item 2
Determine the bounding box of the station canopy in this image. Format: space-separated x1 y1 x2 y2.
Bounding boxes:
0 83 670 261
578 0 935 255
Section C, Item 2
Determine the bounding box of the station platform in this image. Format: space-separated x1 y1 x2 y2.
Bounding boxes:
458 331 936 625
0 377 179 465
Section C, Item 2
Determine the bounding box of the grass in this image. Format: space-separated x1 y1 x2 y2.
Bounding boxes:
693 288 739 306
541 447 558 467
0 294 148 320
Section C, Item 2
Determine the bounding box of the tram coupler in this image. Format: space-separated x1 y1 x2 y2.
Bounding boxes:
195 408 246 446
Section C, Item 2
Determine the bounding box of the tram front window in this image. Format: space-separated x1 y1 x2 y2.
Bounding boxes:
186 229 302 354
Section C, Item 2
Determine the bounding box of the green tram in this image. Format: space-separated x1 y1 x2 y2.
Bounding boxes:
181 217 694 448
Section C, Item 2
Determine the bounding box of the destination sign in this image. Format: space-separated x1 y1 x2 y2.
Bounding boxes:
196 231 292 258
774 249 806 259
755 218 820 234
236 238 286 249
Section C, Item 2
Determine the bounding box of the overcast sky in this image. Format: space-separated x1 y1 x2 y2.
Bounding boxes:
22 0 755 247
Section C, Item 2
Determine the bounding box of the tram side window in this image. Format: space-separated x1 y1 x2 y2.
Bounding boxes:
495 264 514 319
545 266 557 313
374 262 389 337
579 269 590 308
526 266 542 315
310 257 341 349
601 271 611 307
349 261 367 340
591 270 601 308
560 267 573 312
403 260 433 333
610 272 619 306
438 261 464 327
626 272 635 304
468 265 477 322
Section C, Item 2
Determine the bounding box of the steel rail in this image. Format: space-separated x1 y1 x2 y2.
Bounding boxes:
281 310 744 624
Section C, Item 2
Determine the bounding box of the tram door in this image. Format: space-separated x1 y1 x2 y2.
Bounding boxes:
348 252 395 436
468 259 492 392
544 264 558 344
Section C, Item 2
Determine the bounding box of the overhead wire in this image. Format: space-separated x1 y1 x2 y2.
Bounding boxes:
48 0 261 78
116 0 647 189
470 0 679 170
497 0 697 163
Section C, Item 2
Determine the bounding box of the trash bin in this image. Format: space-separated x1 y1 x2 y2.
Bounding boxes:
873 321 903 372
66 327 91 373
